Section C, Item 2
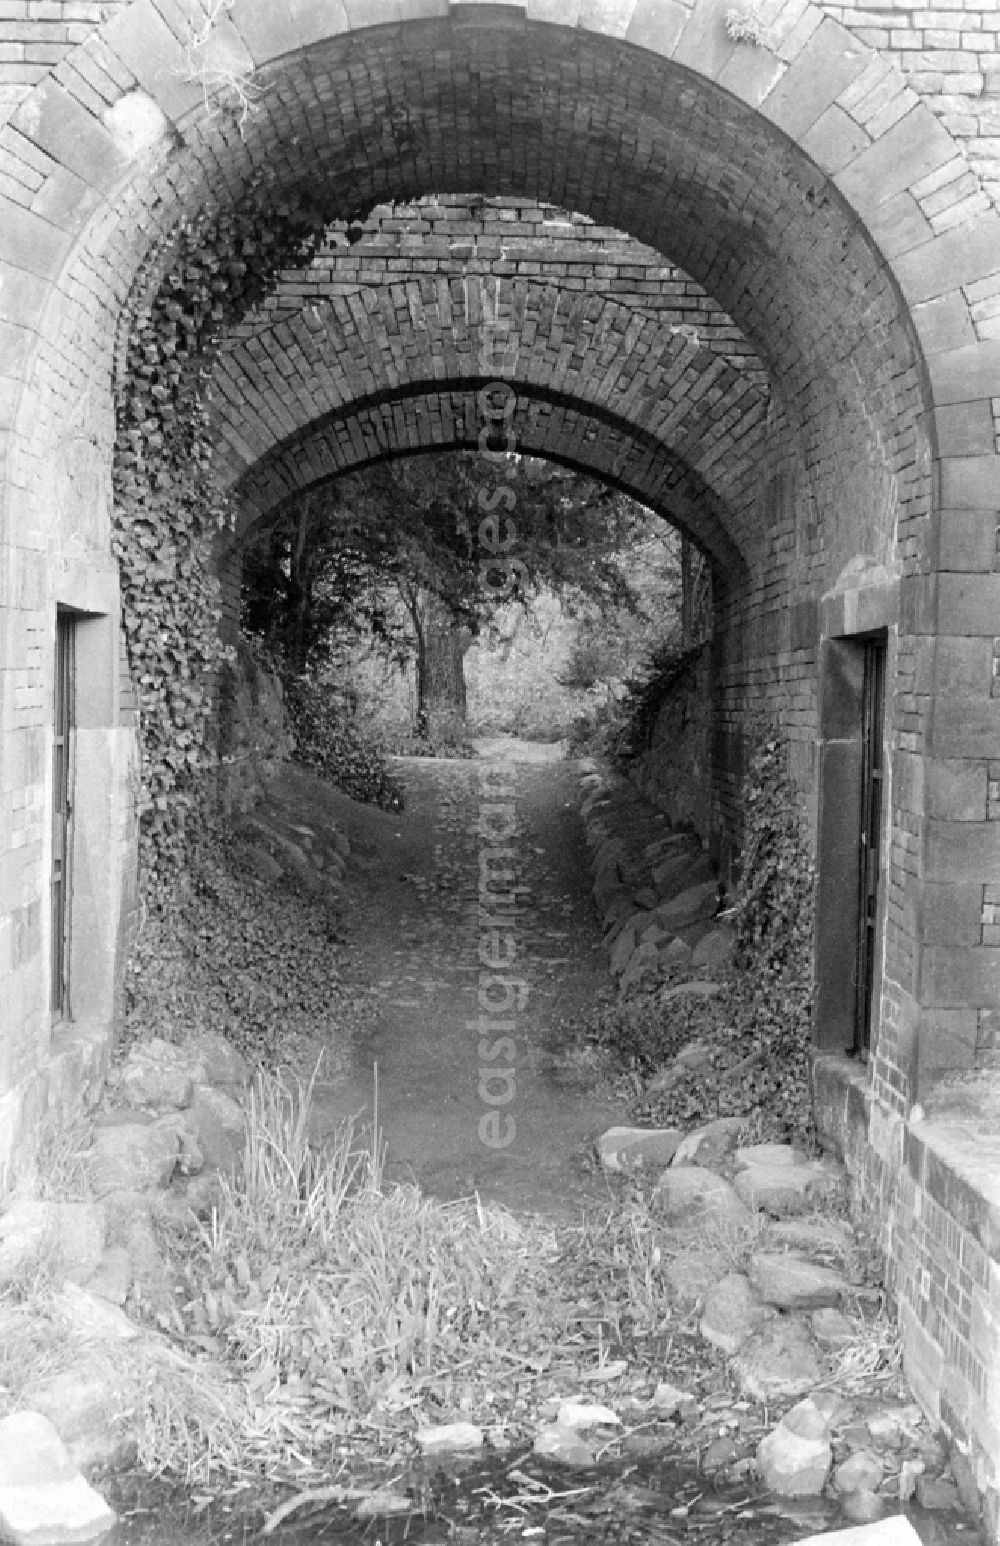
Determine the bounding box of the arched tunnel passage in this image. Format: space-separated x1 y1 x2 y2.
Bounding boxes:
223 434 722 1197
25 4 976 1118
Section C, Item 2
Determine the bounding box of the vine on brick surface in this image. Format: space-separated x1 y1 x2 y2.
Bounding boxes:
728 730 817 1136
591 729 818 1142
111 187 336 881
608 638 701 766
733 732 816 984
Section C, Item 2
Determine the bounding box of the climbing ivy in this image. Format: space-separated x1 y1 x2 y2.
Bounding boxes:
588 729 818 1142
111 187 337 879
733 732 816 985
609 638 703 766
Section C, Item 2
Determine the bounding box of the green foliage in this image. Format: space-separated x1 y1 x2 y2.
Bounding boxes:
558 631 613 691
241 492 411 675
112 189 334 881
733 734 815 983
241 454 666 739
582 731 817 1143
610 638 701 765
283 676 404 810
119 663 387 1073
124 812 365 1069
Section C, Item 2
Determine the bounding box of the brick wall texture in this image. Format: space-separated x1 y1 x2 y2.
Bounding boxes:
1 0 999 1526
816 1058 1000 1539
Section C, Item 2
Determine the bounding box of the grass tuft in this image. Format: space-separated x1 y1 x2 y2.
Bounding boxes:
154 1064 568 1483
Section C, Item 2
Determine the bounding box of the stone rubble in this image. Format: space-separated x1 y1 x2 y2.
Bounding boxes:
415 1422 484 1455
757 1397 834 1496
578 763 981 1539
233 788 352 908
0 766 983 1544
652 1164 752 1228
0 1202 105 1286
597 1125 683 1172
700 1272 774 1354
0 1412 116 1546
0 1027 255 1540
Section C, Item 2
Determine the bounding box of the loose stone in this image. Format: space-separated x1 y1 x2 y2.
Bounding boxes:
671 1116 745 1168
0 1201 105 1285
700 1272 774 1353
653 1165 751 1229
87 1119 181 1196
533 1424 595 1466
756 1397 833 1496
652 1380 695 1417
734 1163 830 1215
749 1251 849 1309
812 1307 856 1347
833 1449 885 1494
914 1475 961 1510
0 1411 117 1546
115 1037 202 1111
415 1422 484 1454
556 1401 620 1430
598 1126 684 1172
733 1319 824 1401
839 1490 888 1524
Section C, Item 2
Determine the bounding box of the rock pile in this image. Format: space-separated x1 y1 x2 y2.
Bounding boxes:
578 761 979 1537
0 1030 252 1543
563 1118 973 1532
233 785 352 903
577 762 734 997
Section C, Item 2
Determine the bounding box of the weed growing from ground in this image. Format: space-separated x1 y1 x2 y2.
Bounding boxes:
143 1066 697 1485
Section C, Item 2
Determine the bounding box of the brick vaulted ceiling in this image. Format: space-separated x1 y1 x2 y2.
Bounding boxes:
212 215 769 569
34 13 932 586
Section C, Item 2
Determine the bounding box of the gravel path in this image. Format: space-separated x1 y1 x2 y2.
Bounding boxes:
309 744 629 1216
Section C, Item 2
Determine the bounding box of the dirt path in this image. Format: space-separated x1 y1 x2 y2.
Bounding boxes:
309 741 629 1216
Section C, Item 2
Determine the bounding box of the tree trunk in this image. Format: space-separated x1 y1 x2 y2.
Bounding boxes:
416 595 469 744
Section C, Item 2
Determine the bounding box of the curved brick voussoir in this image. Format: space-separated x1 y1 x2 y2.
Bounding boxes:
211 274 767 561
232 383 751 576
0 1 974 500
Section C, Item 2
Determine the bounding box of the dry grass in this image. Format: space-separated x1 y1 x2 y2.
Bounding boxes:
0 1286 71 1412
8 1108 93 1204
151 1064 570 1484
0 1066 899 1489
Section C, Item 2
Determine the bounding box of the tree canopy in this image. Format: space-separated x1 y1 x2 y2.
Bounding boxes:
241 451 683 737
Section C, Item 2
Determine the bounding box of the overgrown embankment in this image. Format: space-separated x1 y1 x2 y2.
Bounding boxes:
573 736 816 1145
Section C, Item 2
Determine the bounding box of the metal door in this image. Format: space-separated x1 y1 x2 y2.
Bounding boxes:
854 636 885 1057
51 611 75 1018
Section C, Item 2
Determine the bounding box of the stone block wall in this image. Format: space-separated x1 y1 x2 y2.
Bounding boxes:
827 0 1000 209
625 644 717 847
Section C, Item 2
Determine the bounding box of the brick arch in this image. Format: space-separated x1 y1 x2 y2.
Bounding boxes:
230 382 750 580
213 277 767 568
0 2 993 656
0 5 978 553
